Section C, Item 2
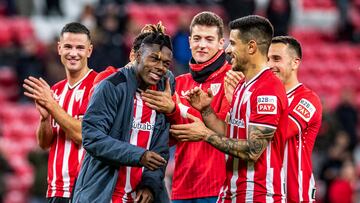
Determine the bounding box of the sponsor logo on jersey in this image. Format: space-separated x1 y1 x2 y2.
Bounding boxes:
132 121 154 131
180 90 189 98
257 95 277 114
210 83 221 96
294 98 316 122
228 117 245 128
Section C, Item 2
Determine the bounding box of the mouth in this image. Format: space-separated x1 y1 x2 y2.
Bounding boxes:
67 58 79 65
149 72 162 81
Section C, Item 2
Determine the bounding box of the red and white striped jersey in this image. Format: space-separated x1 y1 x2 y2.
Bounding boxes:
283 84 322 202
218 68 288 203
47 70 97 198
112 90 157 203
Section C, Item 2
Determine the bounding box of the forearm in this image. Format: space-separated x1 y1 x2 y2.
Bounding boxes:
47 101 82 144
201 106 226 135
204 131 269 162
36 117 54 149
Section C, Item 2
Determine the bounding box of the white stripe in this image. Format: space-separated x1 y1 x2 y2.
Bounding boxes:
281 142 288 202
62 84 81 195
289 116 303 202
230 158 239 202
50 85 68 197
218 185 226 203
248 122 277 130
266 144 274 203
308 173 315 201
245 162 255 201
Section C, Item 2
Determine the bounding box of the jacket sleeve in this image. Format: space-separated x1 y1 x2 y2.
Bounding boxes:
137 119 170 200
82 80 146 168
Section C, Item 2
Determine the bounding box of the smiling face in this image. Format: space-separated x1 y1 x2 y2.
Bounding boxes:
58 32 93 74
267 43 297 83
225 29 249 72
136 44 172 88
189 25 224 63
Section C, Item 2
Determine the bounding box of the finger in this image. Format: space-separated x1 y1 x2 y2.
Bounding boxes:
233 71 245 80
149 153 166 164
225 77 237 89
24 92 39 100
23 84 39 95
165 78 171 93
142 92 163 101
39 77 50 88
144 102 161 111
170 123 193 130
144 89 164 96
174 92 180 104
186 112 200 122
135 190 143 201
28 76 44 87
207 88 213 98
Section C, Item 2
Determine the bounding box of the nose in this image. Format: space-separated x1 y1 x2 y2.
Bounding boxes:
225 44 231 55
69 47 77 57
199 39 207 48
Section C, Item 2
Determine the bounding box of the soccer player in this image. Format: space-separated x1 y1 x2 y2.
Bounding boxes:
23 22 97 203
88 23 160 97
72 25 175 203
170 15 288 202
141 11 232 203
268 36 322 202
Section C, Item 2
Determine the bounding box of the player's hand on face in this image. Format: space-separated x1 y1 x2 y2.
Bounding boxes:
141 78 175 114
186 87 213 112
224 70 244 103
23 77 55 109
140 151 166 171
135 187 154 203
170 113 212 142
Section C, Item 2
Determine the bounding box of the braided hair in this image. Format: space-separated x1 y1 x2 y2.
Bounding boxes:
140 21 172 52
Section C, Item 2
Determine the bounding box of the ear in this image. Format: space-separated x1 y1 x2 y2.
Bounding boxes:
87 44 93 58
129 49 136 61
57 41 61 55
135 49 141 63
292 58 301 71
219 38 225 50
188 36 192 49
248 40 257 55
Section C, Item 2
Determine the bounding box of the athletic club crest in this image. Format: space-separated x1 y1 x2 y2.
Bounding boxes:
75 89 84 102
210 83 221 96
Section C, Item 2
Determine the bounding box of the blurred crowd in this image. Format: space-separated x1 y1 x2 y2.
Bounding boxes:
0 0 359 202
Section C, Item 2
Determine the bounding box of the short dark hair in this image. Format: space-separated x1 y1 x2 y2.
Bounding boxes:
229 15 274 55
141 22 172 52
60 22 91 41
190 11 224 39
272 36 302 59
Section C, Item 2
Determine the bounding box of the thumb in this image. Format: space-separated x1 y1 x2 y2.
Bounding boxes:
186 112 200 122
174 92 180 104
135 189 143 201
165 78 171 94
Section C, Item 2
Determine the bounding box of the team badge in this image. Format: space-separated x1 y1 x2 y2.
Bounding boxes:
293 98 316 122
75 89 84 102
210 83 221 96
257 95 277 114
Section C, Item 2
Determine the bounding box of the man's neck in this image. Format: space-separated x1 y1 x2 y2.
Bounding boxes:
244 61 268 83
284 75 300 92
66 67 90 86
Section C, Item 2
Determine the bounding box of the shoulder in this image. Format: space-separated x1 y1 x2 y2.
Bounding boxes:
105 70 127 86
175 72 192 82
51 79 67 90
93 66 118 85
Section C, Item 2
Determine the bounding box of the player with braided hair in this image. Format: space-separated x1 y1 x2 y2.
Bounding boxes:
72 22 175 203
89 22 168 97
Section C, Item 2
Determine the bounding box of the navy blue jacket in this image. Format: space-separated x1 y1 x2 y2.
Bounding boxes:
72 67 174 203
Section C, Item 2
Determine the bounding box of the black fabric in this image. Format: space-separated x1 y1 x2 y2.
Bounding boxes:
47 197 70 203
190 52 226 83
107 71 127 86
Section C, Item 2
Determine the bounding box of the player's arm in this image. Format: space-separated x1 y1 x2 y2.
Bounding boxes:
186 86 227 135
35 102 55 149
23 76 82 144
171 120 275 161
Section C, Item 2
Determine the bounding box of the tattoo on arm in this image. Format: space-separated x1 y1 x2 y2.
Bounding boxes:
201 106 215 117
205 125 275 161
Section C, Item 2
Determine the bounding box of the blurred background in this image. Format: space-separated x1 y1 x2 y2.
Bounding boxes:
0 0 359 202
